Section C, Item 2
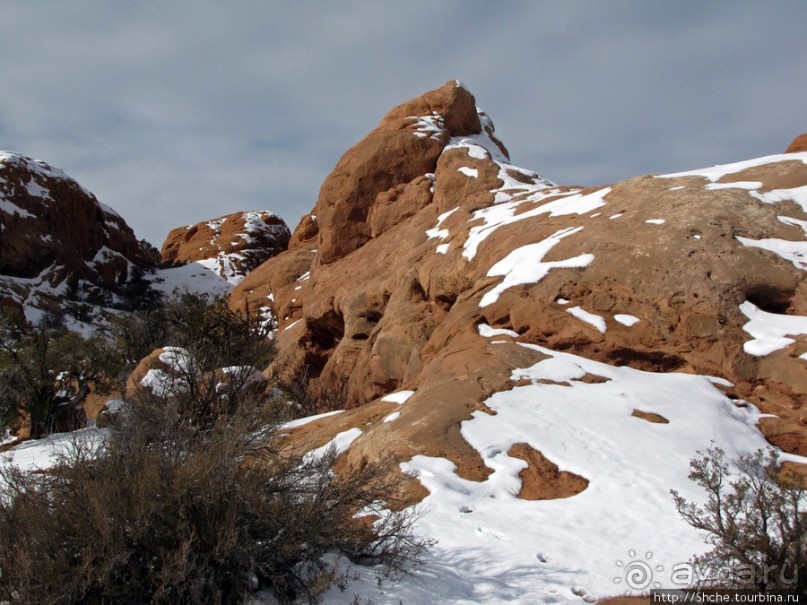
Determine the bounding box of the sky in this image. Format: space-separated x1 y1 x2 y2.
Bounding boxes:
1 2 805 246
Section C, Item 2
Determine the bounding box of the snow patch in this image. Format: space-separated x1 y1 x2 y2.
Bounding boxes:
477 323 518 338
658 152 807 183
381 390 415 404
705 181 763 191
737 236 807 271
565 306 607 333
614 314 641 327
739 301 807 356
383 412 401 423
407 115 446 142
280 410 344 430
384 345 790 604
751 185 807 215
304 428 362 464
480 227 594 308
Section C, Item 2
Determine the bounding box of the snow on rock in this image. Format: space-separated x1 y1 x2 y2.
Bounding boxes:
148 261 234 297
383 411 401 423
426 207 459 242
705 181 762 191
323 346 795 604
751 185 807 214
739 301 807 356
160 210 290 285
462 188 606 261
407 114 447 142
140 368 177 398
303 428 363 464
381 390 416 405
737 235 807 271
477 323 518 338
280 410 344 431
565 306 607 333
480 227 594 308
614 314 641 327
658 152 807 183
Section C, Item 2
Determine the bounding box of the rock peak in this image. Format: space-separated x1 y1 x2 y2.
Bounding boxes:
313 82 510 265
379 80 482 137
786 133 807 153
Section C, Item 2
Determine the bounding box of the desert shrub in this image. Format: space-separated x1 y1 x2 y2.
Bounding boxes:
671 446 806 594
0 396 429 604
118 291 276 430
273 361 349 418
1 289 429 602
111 291 272 377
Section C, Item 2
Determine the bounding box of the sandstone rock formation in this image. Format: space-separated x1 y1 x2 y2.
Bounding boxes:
160 210 290 283
786 133 807 153
231 82 807 501
0 152 154 321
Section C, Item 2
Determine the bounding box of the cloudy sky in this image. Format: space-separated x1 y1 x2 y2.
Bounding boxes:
1 2 805 246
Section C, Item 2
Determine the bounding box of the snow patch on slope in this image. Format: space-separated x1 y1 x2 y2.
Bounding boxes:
739 301 807 356
658 152 807 185
480 227 594 308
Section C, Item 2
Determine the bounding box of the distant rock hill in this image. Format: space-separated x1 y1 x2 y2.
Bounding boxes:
0 152 154 326
160 210 290 285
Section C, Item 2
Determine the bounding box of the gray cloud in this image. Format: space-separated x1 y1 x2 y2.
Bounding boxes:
1 1 805 245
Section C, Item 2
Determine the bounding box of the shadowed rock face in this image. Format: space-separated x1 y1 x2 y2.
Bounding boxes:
231 81 807 498
160 210 290 282
0 152 154 317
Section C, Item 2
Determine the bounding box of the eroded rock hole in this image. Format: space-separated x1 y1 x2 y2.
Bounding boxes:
745 285 794 314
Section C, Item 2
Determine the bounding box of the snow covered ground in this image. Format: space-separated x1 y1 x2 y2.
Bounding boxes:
318 342 805 604
148 261 235 297
4 341 802 604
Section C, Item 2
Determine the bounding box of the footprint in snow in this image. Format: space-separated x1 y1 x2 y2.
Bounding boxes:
476 525 508 540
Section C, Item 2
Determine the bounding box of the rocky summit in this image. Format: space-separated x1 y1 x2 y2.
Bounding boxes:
228 81 807 601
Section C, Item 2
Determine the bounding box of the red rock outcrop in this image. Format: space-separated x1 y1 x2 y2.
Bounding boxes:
312 81 489 265
160 210 290 282
231 82 807 499
786 133 807 153
0 152 154 318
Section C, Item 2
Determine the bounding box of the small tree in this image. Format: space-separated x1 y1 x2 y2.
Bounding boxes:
672 446 806 594
0 310 121 438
